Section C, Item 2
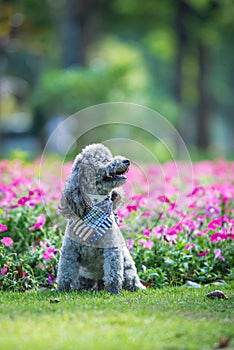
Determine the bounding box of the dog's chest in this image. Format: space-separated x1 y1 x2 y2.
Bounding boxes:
65 193 126 248
79 246 104 279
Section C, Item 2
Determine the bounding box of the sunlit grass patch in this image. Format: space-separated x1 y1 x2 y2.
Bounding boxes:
0 287 233 350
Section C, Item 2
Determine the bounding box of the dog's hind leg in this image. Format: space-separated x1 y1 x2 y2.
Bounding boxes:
103 248 124 295
57 236 81 292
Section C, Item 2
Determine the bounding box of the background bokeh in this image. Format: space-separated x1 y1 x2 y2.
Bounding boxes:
0 0 233 160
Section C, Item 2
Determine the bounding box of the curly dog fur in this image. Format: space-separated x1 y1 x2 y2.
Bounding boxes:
57 143 145 294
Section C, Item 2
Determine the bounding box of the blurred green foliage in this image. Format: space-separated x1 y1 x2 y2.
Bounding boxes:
0 0 234 158
33 64 130 116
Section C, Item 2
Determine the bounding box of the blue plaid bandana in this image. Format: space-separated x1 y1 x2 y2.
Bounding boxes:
70 195 117 245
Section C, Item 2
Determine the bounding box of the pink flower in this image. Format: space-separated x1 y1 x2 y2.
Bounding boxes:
118 207 131 218
1 237 13 247
138 240 154 249
184 243 196 250
198 250 210 257
166 229 178 236
214 248 225 261
43 248 56 260
126 239 134 251
208 217 225 229
143 228 151 237
29 214 46 231
0 224 8 232
126 204 138 212
48 273 55 284
196 230 207 237
118 204 138 218
164 227 178 244
29 188 43 197
152 225 166 235
131 194 147 207
187 186 205 197
142 211 152 217
1 267 8 275
210 232 228 243
158 195 171 203
152 226 165 239
18 196 30 206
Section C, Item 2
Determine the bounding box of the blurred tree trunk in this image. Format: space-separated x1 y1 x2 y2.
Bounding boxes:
60 0 89 68
61 0 84 67
174 0 187 105
197 41 209 150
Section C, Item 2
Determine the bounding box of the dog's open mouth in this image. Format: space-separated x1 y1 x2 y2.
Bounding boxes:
104 169 128 182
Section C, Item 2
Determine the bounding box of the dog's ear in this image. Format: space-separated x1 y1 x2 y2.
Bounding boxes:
111 188 125 211
62 158 86 218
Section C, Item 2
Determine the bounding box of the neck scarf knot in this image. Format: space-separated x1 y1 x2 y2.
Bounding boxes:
60 194 118 245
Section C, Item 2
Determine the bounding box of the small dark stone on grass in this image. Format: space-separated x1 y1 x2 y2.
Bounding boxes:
206 290 228 299
214 336 232 348
49 298 60 304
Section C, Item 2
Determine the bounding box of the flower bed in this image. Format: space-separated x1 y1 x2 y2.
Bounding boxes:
0 158 233 291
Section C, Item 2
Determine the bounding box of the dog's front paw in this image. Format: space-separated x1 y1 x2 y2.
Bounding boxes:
105 284 122 295
123 276 146 291
136 281 146 290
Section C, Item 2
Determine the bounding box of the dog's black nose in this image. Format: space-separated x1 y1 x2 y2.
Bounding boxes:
123 159 130 166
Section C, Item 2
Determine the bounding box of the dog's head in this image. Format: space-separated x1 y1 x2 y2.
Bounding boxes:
62 144 130 216
96 156 130 194
75 144 130 195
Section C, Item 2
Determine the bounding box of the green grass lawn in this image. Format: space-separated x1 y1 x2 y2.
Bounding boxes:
0 286 233 350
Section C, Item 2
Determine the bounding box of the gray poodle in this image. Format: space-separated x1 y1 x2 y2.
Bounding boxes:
57 143 145 294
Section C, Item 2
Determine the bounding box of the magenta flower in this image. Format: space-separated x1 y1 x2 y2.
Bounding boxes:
198 250 210 257
143 228 151 237
126 204 138 212
210 232 228 243
208 217 225 229
43 248 56 260
18 196 30 206
48 273 55 284
0 224 8 232
118 203 138 218
29 213 46 231
1 237 13 247
1 267 8 275
164 228 178 244
187 186 204 197
214 248 225 261
138 240 154 249
29 188 43 197
158 195 171 203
